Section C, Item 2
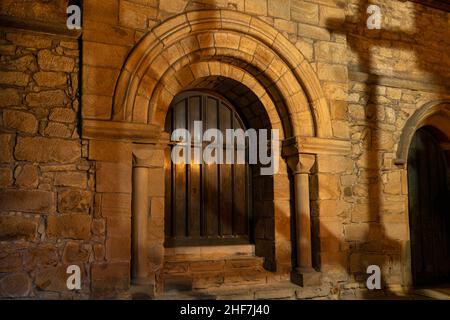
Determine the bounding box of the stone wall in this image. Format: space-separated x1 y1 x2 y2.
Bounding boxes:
0 0 449 299
0 1 98 299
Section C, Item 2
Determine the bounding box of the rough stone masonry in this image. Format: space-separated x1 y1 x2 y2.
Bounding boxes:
0 0 449 299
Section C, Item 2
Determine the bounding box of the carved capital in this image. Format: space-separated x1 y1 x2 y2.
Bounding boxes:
287 153 315 174
132 146 165 169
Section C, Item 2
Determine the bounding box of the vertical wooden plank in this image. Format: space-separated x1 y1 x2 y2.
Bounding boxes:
188 96 201 238
205 97 219 237
164 147 173 239
174 99 186 238
233 162 247 235
219 103 232 236
220 164 233 236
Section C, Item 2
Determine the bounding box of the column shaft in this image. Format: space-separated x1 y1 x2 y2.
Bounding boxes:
132 166 149 282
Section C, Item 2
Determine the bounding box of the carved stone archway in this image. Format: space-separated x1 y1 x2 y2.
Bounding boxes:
83 10 351 290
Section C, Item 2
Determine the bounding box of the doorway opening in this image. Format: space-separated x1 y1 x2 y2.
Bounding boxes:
407 125 450 286
164 90 253 247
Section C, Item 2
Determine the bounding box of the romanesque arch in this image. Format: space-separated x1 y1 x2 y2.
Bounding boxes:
83 9 349 289
395 100 450 165
112 9 333 139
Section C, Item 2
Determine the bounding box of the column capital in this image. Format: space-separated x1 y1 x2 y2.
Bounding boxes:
132 146 165 168
287 153 316 175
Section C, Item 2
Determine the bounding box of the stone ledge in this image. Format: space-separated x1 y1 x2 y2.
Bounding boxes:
349 70 450 93
0 15 81 39
82 120 162 143
283 136 351 157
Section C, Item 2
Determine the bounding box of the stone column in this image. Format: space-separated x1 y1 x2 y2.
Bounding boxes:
294 156 314 270
131 155 150 285
289 153 321 286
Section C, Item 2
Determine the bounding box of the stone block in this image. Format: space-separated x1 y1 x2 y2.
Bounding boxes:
83 42 129 69
106 237 131 261
89 140 132 163
383 171 402 195
314 41 347 64
0 190 54 214
268 0 290 19
92 218 106 236
37 50 75 72
297 23 330 41
0 273 31 297
91 262 130 295
47 214 92 240
291 269 322 287
344 223 370 241
0 215 38 241
106 217 131 238
317 155 353 173
54 172 87 188
24 245 59 269
3 110 38 134
383 222 407 241
14 164 39 188
147 168 164 197
49 108 76 123
35 265 85 292
0 88 21 107
15 136 80 163
318 5 345 28
44 122 72 138
0 252 22 273
352 203 379 223
93 244 106 261
33 71 67 87
6 33 52 49
83 20 135 46
119 0 157 29
317 62 348 83
63 242 90 264
81 94 112 119
82 66 120 96
58 189 92 214
160 0 187 13
245 0 267 16
96 162 132 193
84 0 120 25
291 0 318 25
312 174 340 200
0 134 13 163
0 71 29 86
100 193 131 217
25 90 67 107
0 168 12 187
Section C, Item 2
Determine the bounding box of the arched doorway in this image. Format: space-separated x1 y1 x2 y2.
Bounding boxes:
164 90 252 247
407 126 450 286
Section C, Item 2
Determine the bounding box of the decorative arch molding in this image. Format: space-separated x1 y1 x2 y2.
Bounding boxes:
112 9 333 138
395 100 450 166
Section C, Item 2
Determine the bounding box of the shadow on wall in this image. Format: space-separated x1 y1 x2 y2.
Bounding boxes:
320 0 450 298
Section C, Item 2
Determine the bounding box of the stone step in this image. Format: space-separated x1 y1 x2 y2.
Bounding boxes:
162 268 269 293
164 244 255 261
163 255 265 274
157 281 302 300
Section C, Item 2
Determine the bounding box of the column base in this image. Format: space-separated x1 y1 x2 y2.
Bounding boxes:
130 277 155 299
291 268 322 287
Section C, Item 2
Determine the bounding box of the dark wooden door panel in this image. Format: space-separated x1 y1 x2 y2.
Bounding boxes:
408 126 450 286
165 91 251 247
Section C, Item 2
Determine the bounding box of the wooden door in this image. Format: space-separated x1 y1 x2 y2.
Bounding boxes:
164 91 251 247
407 126 450 286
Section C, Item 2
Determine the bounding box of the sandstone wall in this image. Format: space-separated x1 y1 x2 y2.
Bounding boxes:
0 0 449 299
0 1 100 299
